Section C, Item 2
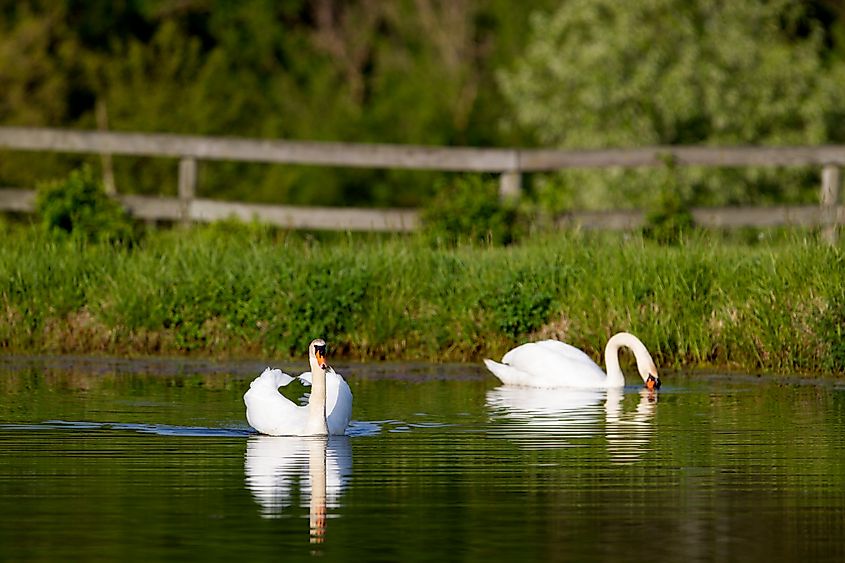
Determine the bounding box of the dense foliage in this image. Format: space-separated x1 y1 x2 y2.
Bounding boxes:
0 0 554 206
499 0 845 212
0 224 843 375
2 0 845 213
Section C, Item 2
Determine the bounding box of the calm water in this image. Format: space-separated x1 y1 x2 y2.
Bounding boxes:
1 356 844 562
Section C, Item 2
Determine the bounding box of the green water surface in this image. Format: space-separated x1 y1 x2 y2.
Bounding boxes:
0 357 843 562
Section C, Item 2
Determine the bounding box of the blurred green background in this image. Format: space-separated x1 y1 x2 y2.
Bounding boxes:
2 0 845 213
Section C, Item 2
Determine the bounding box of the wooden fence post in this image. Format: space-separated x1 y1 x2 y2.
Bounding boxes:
821 164 840 244
499 170 522 202
178 156 197 226
95 100 117 195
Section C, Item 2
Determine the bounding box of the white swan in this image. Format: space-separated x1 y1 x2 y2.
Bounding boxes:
244 339 353 436
483 332 660 390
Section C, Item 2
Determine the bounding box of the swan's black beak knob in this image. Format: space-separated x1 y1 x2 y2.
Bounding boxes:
645 374 661 391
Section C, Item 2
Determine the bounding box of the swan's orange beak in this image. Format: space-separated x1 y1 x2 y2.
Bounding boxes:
315 350 328 370
645 374 660 391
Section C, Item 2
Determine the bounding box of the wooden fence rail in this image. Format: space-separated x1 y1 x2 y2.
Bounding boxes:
0 127 842 237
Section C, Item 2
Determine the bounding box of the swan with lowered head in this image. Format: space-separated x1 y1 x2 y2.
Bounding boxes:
244 339 352 436
484 332 660 390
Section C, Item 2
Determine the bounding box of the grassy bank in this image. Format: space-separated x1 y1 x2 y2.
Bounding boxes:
1 224 843 376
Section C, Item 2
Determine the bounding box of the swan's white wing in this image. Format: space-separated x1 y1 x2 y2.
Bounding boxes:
244 368 308 435
534 340 601 369
504 341 605 380
250 367 298 388
493 344 572 387
325 368 352 435
490 341 607 388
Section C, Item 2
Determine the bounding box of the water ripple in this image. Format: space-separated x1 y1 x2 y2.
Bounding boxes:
1 420 253 437
1 418 442 439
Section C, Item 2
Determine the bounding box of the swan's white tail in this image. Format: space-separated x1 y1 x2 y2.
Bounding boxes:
483 359 531 386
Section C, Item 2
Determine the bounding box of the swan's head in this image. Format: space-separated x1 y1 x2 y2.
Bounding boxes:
309 338 329 370
641 363 660 391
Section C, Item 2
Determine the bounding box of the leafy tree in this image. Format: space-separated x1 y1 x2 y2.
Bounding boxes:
499 0 845 212
0 0 556 209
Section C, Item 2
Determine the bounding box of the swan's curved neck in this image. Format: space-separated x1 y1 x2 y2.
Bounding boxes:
603 338 626 387
305 359 329 435
603 332 649 387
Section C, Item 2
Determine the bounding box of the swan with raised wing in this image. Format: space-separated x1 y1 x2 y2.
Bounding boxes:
483 332 660 390
244 339 352 436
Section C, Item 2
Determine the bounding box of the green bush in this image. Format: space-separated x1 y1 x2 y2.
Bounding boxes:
421 175 519 246
488 270 553 337
35 165 137 244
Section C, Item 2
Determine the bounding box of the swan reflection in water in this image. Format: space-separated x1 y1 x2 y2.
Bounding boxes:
244 435 352 542
486 386 657 462
604 388 658 463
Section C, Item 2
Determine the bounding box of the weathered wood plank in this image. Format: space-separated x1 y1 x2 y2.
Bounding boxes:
691 205 843 228
2 188 843 231
522 148 669 170
0 189 186 220
190 199 419 231
556 210 645 230
121 194 182 221
555 205 845 230
519 145 845 170
0 127 517 172
5 127 845 172
0 188 35 212
122 195 421 231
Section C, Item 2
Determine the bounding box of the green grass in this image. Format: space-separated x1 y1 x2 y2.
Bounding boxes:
1 224 844 375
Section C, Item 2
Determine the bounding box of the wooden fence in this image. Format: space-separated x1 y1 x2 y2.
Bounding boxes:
0 126 842 238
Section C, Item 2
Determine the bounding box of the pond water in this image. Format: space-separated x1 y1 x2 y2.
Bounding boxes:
0 356 844 562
